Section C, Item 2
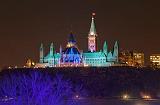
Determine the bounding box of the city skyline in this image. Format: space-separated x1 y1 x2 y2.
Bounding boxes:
0 0 160 67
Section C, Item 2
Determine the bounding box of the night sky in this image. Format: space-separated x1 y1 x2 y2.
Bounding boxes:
0 0 160 67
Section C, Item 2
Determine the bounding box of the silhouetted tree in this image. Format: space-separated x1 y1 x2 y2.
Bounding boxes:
0 70 82 105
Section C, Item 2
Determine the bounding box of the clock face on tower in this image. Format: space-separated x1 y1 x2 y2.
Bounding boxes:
89 40 95 43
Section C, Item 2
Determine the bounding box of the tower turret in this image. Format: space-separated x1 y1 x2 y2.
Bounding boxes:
40 43 44 63
107 51 113 62
88 13 97 52
50 43 54 56
113 41 119 62
103 41 108 56
67 32 76 47
59 45 62 54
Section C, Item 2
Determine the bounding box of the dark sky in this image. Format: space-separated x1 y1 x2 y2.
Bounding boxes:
0 0 160 67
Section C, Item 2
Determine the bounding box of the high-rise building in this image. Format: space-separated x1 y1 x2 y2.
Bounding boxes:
119 50 134 66
150 54 160 68
133 52 144 67
119 51 144 67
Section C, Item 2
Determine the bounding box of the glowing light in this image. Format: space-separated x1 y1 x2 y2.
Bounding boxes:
32 62 35 66
92 13 96 16
67 43 74 47
84 64 89 67
122 94 130 100
90 32 94 35
74 95 80 99
142 94 151 100
75 95 79 98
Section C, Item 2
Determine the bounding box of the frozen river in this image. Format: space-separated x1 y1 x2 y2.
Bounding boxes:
68 99 160 105
1 99 160 105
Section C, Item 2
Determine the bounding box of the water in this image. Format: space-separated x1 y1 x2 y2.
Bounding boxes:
71 99 160 105
1 99 160 105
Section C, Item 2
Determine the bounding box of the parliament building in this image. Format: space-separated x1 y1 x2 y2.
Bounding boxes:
36 14 119 67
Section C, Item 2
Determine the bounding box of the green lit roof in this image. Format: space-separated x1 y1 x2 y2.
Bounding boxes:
89 16 96 35
83 51 106 58
55 53 61 58
44 53 61 59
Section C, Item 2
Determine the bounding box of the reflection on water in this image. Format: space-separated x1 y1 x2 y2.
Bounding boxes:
134 100 150 105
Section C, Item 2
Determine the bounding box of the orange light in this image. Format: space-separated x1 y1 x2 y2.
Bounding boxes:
122 94 130 100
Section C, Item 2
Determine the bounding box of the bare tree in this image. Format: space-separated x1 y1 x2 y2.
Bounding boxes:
0 70 82 105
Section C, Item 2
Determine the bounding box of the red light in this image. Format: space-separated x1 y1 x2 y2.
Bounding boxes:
92 13 96 16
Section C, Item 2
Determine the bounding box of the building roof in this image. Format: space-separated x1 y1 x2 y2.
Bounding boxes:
44 53 61 59
68 32 76 44
83 51 106 58
89 14 97 36
63 46 80 55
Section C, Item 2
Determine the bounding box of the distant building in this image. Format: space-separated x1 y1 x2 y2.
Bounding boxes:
26 59 35 68
119 50 133 66
133 52 144 67
119 51 144 67
150 54 160 68
36 13 119 67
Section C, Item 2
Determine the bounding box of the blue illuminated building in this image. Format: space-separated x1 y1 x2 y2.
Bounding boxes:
37 14 119 67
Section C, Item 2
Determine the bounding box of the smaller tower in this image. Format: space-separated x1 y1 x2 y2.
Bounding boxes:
50 43 54 56
59 45 62 54
107 51 113 62
88 13 97 52
103 41 108 56
113 41 119 62
67 32 76 47
40 43 44 63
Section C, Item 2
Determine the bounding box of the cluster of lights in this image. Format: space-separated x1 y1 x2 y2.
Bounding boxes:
1 96 14 102
67 43 74 47
121 93 152 101
8 66 18 69
141 94 152 100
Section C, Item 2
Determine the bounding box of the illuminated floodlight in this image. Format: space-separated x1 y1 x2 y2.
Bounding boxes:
142 94 151 100
74 95 80 99
32 62 35 66
90 32 94 35
122 94 130 100
76 95 79 98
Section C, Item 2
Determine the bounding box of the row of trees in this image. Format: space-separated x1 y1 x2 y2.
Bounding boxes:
46 67 160 98
0 70 84 105
0 67 160 104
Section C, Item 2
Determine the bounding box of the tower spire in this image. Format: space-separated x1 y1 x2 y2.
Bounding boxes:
67 32 76 47
113 41 119 62
88 13 97 52
103 41 108 55
89 13 97 36
40 43 44 63
50 43 54 56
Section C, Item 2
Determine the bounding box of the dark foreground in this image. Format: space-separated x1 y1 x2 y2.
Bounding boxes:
73 99 160 105
1 99 160 105
0 66 160 105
